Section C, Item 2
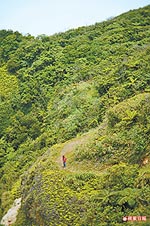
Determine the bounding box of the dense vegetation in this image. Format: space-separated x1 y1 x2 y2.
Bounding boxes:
0 5 150 225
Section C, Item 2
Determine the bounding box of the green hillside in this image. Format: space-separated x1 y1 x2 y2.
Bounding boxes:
0 5 150 226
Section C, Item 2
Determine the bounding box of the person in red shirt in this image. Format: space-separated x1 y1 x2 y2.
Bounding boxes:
62 155 67 168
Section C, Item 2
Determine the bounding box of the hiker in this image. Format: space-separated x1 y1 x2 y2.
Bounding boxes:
62 155 67 168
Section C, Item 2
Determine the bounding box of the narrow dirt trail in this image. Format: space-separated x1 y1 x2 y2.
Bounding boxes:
56 136 89 169
55 121 108 172
55 121 107 170
55 120 107 172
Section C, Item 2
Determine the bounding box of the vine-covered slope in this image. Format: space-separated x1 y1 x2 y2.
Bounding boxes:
0 5 150 226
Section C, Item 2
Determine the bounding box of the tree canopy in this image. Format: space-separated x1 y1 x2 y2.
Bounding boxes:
0 5 150 225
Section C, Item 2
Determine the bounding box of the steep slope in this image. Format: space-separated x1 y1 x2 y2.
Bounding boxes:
0 5 150 225
14 93 150 225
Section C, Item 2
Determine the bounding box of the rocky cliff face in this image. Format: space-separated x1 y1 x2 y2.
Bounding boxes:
1 198 21 226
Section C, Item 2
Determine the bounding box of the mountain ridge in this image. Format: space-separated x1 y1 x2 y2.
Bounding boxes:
0 5 150 225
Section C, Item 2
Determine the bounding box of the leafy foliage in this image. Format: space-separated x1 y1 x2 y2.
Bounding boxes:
0 5 150 225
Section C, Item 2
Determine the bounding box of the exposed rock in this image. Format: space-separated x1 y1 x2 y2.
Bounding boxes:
142 157 149 165
1 198 21 226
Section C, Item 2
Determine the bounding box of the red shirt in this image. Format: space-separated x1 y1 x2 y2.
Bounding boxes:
63 156 67 162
